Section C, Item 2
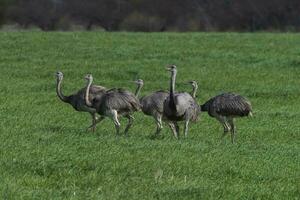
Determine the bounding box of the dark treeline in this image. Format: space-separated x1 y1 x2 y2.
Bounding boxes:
1 0 300 31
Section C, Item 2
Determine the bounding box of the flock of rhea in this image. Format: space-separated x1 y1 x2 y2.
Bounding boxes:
55 65 252 143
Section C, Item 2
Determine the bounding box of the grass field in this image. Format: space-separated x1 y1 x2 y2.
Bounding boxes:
0 32 299 199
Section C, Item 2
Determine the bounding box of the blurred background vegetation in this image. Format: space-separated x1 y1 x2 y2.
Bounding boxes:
0 0 299 32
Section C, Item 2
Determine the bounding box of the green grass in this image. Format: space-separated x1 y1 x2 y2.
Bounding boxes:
0 32 299 199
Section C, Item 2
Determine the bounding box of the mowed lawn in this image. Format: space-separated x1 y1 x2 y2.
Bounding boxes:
0 32 299 199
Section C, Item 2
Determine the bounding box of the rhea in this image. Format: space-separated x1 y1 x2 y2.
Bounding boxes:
84 74 140 135
187 80 198 98
133 79 170 136
55 71 106 131
201 93 252 143
134 79 182 137
163 65 200 138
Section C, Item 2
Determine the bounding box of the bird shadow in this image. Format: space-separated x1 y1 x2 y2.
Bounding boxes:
147 134 165 140
41 125 66 133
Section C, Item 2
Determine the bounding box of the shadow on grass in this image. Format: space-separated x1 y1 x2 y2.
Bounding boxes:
41 125 87 135
147 134 165 140
156 186 206 199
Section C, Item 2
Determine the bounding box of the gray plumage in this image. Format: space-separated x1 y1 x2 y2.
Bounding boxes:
201 92 252 143
136 79 199 137
135 79 197 137
139 85 169 135
55 71 106 131
85 74 140 135
133 79 169 119
97 88 140 115
140 90 169 116
163 65 200 138
164 93 199 122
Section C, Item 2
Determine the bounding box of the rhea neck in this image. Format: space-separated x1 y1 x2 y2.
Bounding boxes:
192 84 198 98
170 70 177 95
135 83 143 97
169 70 177 108
85 78 93 107
56 77 70 103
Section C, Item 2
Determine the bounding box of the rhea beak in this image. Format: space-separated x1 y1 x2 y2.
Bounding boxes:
165 66 171 71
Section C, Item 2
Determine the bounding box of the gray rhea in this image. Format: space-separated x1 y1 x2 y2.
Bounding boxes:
187 80 198 98
84 74 140 135
201 93 252 143
55 71 106 131
134 79 170 136
163 65 200 138
188 80 201 118
133 79 144 98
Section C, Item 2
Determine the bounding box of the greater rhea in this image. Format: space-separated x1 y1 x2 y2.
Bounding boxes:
163 65 200 138
133 79 144 98
187 80 198 98
133 79 171 136
55 71 106 131
201 93 252 143
84 74 140 135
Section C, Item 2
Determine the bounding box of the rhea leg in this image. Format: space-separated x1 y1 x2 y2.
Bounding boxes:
88 113 105 131
184 119 190 138
228 117 236 144
93 116 105 126
89 113 97 132
215 115 230 139
108 110 120 135
154 114 163 135
168 122 178 139
174 122 180 137
124 115 134 135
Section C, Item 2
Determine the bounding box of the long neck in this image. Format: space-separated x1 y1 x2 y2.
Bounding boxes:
192 85 198 98
135 84 143 97
85 79 93 107
169 71 176 108
56 78 69 103
170 72 176 95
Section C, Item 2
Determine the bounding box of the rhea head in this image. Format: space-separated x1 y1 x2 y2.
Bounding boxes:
188 80 198 89
56 71 63 81
166 65 177 74
85 74 93 83
134 79 144 86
